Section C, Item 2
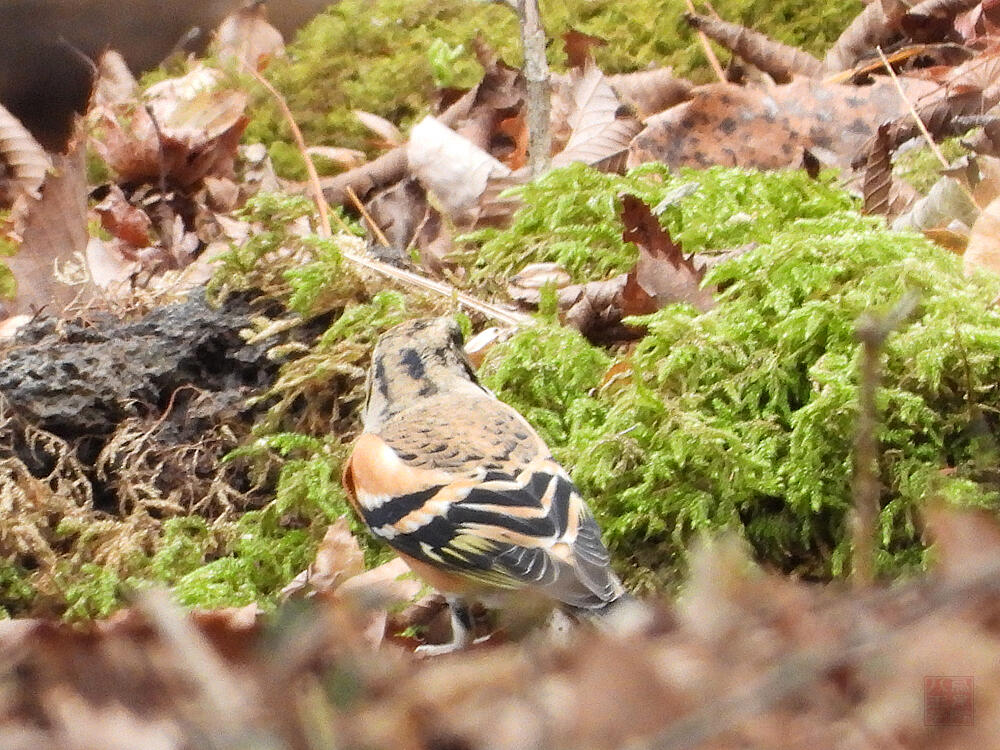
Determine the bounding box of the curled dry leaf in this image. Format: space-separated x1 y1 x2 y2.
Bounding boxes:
892 176 979 237
306 145 367 170
3 142 89 318
964 193 1000 275
0 102 51 207
91 66 249 188
507 261 573 305
630 76 937 170
90 50 138 110
551 61 643 172
407 116 511 225
606 68 693 119
354 110 404 148
281 516 364 599
862 123 918 219
822 0 908 73
214 1 285 70
684 12 822 82
561 195 714 342
94 184 153 248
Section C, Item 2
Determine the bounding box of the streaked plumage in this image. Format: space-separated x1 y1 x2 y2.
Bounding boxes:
342 317 627 652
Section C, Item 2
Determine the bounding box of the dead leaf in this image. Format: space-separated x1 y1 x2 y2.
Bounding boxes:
562 29 607 69
964 193 1000 275
620 193 714 314
862 123 919 219
823 0 908 73
507 262 573 305
892 176 979 235
354 110 404 148
629 77 938 170
551 61 643 171
407 116 511 225
94 185 154 248
560 195 714 341
85 237 140 290
90 50 138 110
306 145 367 170
0 102 51 207
281 517 365 599
215 0 285 70
684 12 822 82
3 139 89 317
606 68 693 119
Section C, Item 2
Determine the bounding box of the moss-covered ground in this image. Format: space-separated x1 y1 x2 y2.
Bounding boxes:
246 0 862 177
7 163 999 618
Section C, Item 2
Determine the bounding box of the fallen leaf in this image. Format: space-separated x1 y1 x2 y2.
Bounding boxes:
0 102 50 207
964 193 1000 275
354 110 404 148
629 77 938 170
281 516 365 599
215 1 285 70
407 116 511 225
551 61 643 171
684 12 822 82
3 139 89 317
94 185 154 248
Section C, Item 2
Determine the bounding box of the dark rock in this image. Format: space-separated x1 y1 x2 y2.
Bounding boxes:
0 291 277 439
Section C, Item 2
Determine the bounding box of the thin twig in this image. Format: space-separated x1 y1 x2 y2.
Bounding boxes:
685 0 727 83
345 186 392 248
851 291 919 586
515 0 553 176
875 46 949 170
241 63 332 238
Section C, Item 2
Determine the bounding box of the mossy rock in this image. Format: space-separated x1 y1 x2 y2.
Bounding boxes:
246 0 862 177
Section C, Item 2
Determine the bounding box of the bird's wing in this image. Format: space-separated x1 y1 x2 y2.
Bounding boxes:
342 399 621 608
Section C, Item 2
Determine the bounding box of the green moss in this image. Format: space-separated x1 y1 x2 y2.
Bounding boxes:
463 163 854 284
245 0 861 175
893 137 969 194
480 170 1000 592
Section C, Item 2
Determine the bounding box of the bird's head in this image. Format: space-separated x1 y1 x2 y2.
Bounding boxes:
362 317 486 431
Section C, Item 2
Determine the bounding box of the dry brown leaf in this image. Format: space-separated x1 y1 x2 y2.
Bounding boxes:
862 123 918 218
684 12 822 82
892 176 979 234
607 68 693 119
902 0 984 42
407 116 511 225
94 185 154 248
0 102 51 207
561 195 713 341
306 145 367 170
630 76 937 170
620 193 714 314
215 1 285 70
354 110 404 148
3 141 89 317
551 61 643 172
562 29 608 69
964 193 1000 275
281 516 365 599
90 50 139 110
91 66 248 188
85 237 140 291
822 0 908 73
507 262 573 305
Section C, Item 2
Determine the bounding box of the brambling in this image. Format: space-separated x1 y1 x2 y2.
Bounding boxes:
342 317 629 654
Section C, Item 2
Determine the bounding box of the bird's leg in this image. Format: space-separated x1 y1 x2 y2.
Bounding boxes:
415 596 474 656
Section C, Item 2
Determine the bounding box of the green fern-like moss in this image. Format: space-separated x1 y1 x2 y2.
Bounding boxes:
464 163 854 284
480 174 1000 593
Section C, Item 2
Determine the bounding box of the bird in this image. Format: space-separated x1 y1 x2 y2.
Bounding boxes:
341 317 629 654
